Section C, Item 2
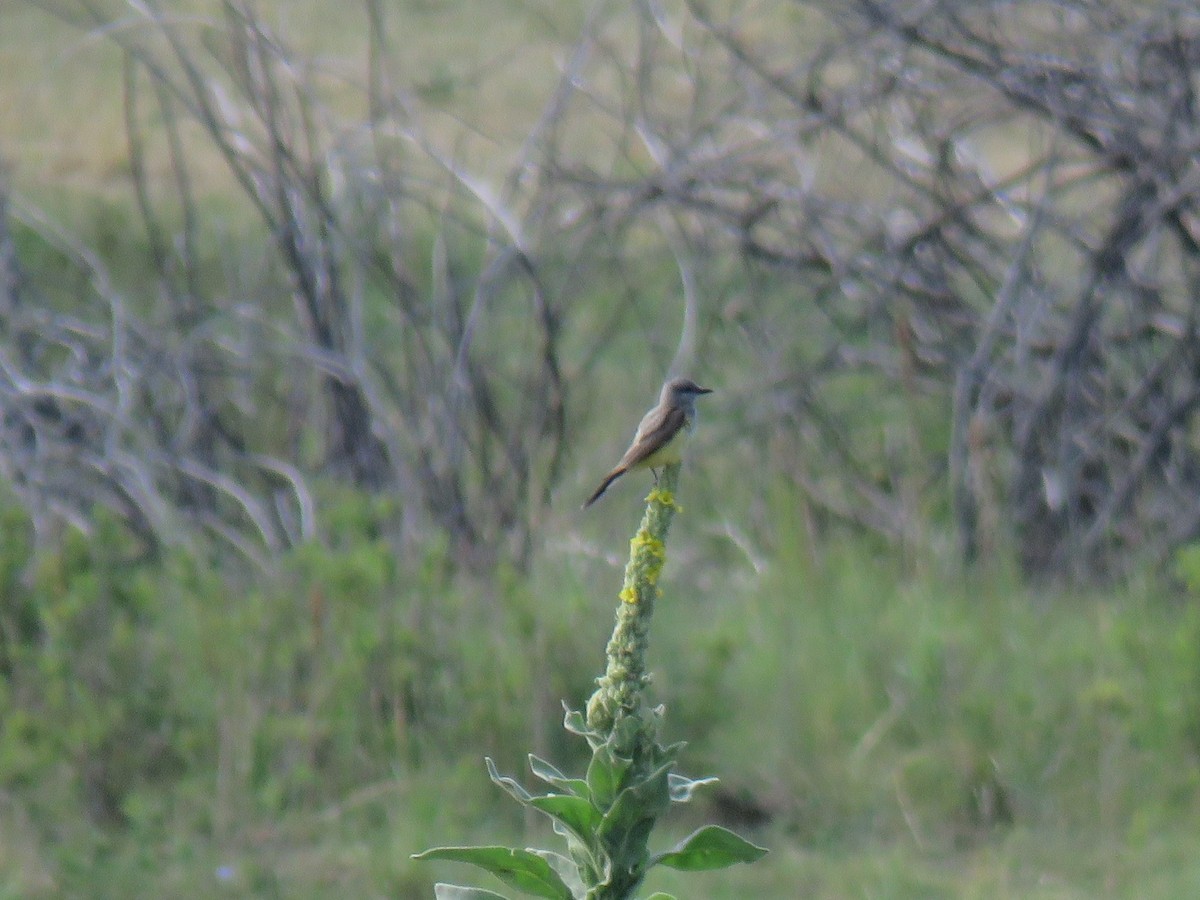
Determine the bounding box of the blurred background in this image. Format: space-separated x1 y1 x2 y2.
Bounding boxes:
4 1 1200 896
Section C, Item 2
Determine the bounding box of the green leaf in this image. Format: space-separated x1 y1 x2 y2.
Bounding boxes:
642 894 677 900
559 824 608 888
529 755 587 796
610 715 643 752
600 762 673 838
529 793 603 846
597 762 673 867
413 847 573 898
658 740 687 763
651 825 768 871
586 747 631 811
562 706 589 736
667 773 718 803
531 850 585 898
434 885 511 899
486 757 533 806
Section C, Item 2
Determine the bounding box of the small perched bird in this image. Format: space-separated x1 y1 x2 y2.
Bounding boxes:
583 376 713 508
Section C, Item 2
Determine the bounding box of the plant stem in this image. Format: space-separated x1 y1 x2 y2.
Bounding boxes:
585 462 682 759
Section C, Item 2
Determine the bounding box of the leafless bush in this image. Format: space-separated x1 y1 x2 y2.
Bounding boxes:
536 0 1200 578
2 0 592 571
9 0 1200 581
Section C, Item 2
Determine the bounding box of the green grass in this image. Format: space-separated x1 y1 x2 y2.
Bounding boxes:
3 482 1200 897
2 0 576 200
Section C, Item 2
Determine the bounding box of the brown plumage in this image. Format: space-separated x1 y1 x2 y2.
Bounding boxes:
583 377 711 508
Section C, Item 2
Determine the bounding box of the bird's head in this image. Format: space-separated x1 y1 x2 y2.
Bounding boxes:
663 377 713 405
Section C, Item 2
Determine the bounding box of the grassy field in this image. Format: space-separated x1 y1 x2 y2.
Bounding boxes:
2 1 574 199
5 3 1200 899
5 500 1200 897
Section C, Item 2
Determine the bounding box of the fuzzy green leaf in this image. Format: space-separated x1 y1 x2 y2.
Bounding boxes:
657 741 687 764
651 825 768 871
559 823 608 888
562 706 590 737
667 773 718 803
586 747 631 811
434 885 511 899
486 757 533 806
600 762 672 836
531 849 585 898
529 793 603 845
529 755 587 797
413 847 573 899
597 762 672 866
642 894 677 900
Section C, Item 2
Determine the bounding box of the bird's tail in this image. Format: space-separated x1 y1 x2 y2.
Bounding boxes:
583 467 626 508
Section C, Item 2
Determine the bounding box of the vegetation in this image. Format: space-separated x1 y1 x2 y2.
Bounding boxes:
4 1 1200 898
416 466 767 899
3 481 1200 896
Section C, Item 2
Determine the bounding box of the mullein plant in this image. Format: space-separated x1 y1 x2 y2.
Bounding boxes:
414 463 766 899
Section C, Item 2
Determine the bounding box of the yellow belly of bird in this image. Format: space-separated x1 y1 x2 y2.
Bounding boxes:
629 424 690 470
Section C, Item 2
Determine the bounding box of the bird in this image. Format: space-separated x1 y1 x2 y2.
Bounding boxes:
583 376 713 508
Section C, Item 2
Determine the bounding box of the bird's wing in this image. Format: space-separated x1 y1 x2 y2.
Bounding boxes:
617 403 687 469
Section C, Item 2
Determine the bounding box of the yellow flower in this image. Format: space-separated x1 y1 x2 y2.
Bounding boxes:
646 487 679 509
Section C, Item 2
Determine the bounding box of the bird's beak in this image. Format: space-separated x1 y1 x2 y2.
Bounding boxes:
697 386 713 395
